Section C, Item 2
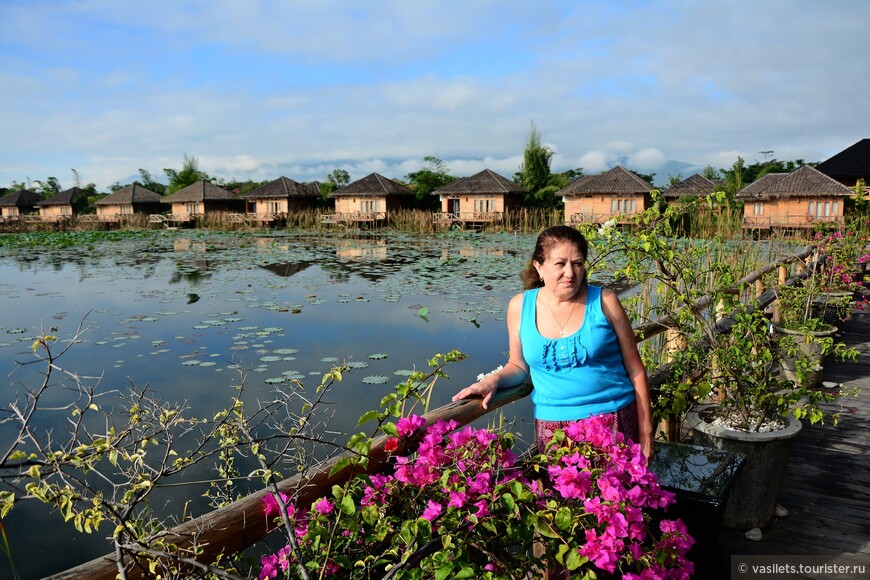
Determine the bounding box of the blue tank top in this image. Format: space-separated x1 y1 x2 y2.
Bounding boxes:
520 285 636 421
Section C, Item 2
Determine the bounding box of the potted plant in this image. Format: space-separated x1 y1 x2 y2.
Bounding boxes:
771 271 859 390
685 303 851 530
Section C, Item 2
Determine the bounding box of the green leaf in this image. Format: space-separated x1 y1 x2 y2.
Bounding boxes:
555 506 573 531
356 409 379 426
328 457 352 477
339 494 355 515
435 564 454 580
453 567 475 579
565 549 586 571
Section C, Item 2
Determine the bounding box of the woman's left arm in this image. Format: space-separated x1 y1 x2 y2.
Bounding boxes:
600 289 654 460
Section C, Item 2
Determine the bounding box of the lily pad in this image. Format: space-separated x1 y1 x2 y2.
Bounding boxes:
362 375 390 384
368 353 389 360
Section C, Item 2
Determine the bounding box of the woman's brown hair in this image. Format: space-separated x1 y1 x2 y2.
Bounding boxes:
519 225 589 290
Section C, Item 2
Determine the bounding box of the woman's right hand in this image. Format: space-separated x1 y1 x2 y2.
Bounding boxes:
452 380 497 410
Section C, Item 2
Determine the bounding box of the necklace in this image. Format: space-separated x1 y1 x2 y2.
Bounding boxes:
541 289 577 337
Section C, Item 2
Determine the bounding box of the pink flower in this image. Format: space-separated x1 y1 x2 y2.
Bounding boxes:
421 499 443 521
396 414 427 437
315 498 334 515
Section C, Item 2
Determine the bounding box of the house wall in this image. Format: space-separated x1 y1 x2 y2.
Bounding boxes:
564 193 649 223
96 204 137 217
438 194 507 214
171 201 203 217
251 198 318 214
40 205 73 218
1 207 19 217
742 196 845 227
335 196 389 213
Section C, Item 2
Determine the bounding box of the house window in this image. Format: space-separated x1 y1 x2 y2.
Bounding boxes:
753 202 764 215
8 208 19 216
267 201 280 214
808 201 815 216
610 196 637 214
186 203 198 215
120 205 133 215
474 198 495 212
60 206 72 215
362 200 376 212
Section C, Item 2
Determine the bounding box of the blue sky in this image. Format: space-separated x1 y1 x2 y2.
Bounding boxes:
1 0 868 190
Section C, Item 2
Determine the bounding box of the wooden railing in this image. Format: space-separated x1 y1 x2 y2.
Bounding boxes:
743 214 845 229
321 211 387 224
48 246 817 579
433 211 504 223
566 212 641 226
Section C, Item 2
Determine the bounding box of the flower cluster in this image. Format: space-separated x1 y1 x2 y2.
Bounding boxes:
258 415 693 579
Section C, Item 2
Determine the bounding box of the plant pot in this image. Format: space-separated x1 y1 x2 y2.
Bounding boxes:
772 324 837 389
687 405 801 529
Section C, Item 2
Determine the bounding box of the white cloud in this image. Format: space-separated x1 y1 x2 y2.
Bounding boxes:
2 0 869 190
626 148 667 171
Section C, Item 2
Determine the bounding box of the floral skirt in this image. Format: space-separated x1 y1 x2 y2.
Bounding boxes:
534 400 639 453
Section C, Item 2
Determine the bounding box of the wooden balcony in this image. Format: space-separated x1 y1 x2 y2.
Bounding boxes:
433 211 504 226
321 211 387 225
742 214 845 230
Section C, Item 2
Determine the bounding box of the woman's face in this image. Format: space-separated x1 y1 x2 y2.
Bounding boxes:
534 241 585 296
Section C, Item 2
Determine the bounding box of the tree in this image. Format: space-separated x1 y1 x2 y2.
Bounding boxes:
519 122 553 206
33 176 61 198
701 165 722 181
164 154 208 194
405 156 456 210
318 169 351 198
135 169 167 195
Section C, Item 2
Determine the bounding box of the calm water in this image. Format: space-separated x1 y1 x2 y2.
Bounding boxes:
0 230 538 578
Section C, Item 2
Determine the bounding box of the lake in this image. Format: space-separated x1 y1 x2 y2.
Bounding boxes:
0 229 539 578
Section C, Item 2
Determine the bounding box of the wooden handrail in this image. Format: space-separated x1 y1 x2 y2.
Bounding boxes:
49 244 820 578
47 384 532 579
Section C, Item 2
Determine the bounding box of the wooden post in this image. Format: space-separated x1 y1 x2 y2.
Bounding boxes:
657 327 687 441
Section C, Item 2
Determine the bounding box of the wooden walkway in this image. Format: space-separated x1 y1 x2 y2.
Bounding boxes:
715 308 870 578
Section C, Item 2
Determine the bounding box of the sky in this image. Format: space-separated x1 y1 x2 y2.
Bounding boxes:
1 0 868 191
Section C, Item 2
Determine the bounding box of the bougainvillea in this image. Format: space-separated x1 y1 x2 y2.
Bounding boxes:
259 414 693 579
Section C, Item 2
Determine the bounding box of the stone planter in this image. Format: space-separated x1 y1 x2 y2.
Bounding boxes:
772 324 837 389
687 405 801 529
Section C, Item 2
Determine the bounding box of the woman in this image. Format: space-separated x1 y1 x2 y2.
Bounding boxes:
452 225 653 459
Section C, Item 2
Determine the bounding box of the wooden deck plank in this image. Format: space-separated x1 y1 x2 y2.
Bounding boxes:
713 308 870 576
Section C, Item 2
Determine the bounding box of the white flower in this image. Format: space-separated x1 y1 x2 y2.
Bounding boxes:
476 365 503 381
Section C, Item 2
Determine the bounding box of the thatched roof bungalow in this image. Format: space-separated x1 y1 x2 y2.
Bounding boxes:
161 180 243 221
558 166 654 225
662 173 721 201
244 177 321 222
94 184 163 221
324 173 414 225
735 166 852 229
432 169 526 228
0 188 42 218
816 138 870 189
38 187 90 220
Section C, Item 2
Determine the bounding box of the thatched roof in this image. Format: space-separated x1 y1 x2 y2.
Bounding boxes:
557 166 653 196
662 173 720 199
39 187 90 206
244 177 321 199
432 169 526 196
734 173 786 199
330 173 414 198
94 184 162 205
816 138 870 182
0 188 42 208
162 180 236 203
736 166 853 200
